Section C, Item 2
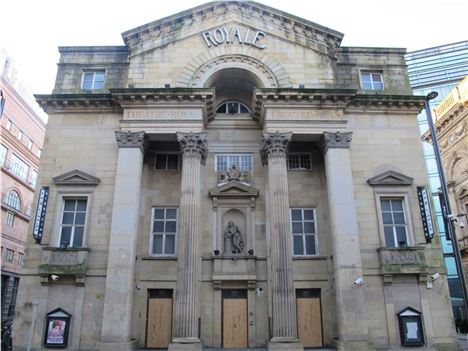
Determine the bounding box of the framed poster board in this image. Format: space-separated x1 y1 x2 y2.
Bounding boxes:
43 308 71 348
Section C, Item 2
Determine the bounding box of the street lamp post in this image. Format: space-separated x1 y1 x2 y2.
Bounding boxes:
425 91 468 331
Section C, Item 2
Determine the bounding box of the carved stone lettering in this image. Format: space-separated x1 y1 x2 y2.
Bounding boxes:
388 250 419 264
202 26 266 49
123 109 202 120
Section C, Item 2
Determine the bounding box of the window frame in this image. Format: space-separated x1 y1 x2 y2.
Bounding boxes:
154 152 180 171
374 191 415 248
215 154 254 172
0 144 7 166
81 70 106 90
149 207 179 257
359 69 385 91
5 210 15 226
9 153 29 182
288 152 313 171
5 248 14 262
216 100 250 115
5 119 12 131
290 207 319 256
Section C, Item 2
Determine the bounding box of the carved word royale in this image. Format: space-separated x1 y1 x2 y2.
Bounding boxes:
202 27 266 49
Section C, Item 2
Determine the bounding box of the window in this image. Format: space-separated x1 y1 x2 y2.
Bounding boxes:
5 249 14 262
5 211 14 226
216 101 250 114
5 119 12 130
17 130 23 141
81 71 106 90
59 199 87 247
291 208 318 256
151 208 178 256
155 153 179 170
288 153 312 170
18 253 24 265
9 154 29 181
37 148 42 157
30 170 38 187
361 71 384 90
381 198 409 247
215 154 253 172
28 139 33 150
4 190 21 210
0 144 7 166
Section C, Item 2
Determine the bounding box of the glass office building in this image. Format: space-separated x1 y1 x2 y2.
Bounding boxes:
406 40 468 332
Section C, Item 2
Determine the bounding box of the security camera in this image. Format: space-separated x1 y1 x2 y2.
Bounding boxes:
50 274 60 281
431 272 440 281
353 277 364 286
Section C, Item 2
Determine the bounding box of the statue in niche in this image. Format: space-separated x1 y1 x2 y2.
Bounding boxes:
224 220 244 254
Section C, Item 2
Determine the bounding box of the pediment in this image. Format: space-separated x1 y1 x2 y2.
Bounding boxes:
53 170 100 186
122 1 343 56
458 187 468 200
367 170 414 186
209 181 259 198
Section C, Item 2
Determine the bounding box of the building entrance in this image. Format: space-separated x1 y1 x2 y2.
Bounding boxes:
146 289 173 348
222 289 248 348
296 289 323 347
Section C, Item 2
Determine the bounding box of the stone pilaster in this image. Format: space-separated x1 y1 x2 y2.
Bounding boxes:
321 131 373 351
169 132 208 351
261 132 302 351
97 131 146 351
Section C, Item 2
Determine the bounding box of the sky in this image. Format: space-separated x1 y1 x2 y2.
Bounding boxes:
1 0 467 94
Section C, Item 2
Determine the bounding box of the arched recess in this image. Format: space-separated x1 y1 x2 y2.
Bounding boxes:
4 188 22 210
446 150 468 181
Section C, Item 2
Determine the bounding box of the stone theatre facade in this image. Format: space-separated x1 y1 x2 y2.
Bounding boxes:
14 1 460 350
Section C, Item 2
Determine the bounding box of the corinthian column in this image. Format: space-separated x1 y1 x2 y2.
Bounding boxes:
261 132 302 351
97 131 146 351
321 131 372 350
169 132 208 351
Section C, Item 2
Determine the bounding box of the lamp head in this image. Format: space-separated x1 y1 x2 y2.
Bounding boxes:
427 91 438 100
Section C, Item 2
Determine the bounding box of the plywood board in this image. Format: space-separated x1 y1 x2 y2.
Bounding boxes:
223 298 248 348
147 298 172 348
297 297 323 347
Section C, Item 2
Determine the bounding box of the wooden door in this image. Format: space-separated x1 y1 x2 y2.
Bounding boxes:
296 289 323 348
222 289 248 348
146 290 172 348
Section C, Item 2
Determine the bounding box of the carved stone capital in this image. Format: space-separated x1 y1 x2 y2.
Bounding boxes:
321 131 353 154
115 131 147 153
260 131 292 165
176 132 208 165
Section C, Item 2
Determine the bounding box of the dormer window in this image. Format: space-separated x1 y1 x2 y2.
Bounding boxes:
81 70 106 90
216 101 250 114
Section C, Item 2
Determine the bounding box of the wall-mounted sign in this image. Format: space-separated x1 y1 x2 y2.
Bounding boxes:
202 27 266 49
417 186 435 243
32 186 49 243
43 308 71 348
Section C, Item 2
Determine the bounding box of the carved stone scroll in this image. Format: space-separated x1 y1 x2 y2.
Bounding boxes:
321 131 353 154
176 132 208 165
115 131 147 152
259 131 292 165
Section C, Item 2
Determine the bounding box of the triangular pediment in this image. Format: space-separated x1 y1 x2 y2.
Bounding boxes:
459 187 468 200
47 307 71 318
367 170 414 186
53 170 100 186
122 1 343 55
209 181 259 198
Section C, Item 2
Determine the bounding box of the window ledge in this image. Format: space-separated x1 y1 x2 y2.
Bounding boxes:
42 246 91 252
377 246 428 279
140 255 177 261
293 255 327 260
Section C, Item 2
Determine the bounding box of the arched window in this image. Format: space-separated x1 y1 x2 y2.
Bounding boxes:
5 190 21 210
216 101 250 114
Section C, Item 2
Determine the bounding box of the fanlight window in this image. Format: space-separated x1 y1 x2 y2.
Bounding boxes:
5 190 21 210
216 101 250 114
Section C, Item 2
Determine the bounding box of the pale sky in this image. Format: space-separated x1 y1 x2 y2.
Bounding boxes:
1 0 467 94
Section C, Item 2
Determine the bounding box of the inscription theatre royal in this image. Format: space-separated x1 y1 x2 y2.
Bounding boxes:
14 1 460 351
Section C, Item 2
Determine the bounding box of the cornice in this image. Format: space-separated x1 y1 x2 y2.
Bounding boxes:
35 94 121 114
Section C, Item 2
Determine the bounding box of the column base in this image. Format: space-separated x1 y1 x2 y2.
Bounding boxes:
169 338 203 351
95 340 136 351
333 339 375 351
268 337 303 351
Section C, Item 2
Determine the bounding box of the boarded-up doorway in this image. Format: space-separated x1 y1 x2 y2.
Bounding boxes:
146 289 173 348
222 289 248 348
296 289 323 348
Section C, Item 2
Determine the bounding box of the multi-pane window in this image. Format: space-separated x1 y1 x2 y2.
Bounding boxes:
155 153 179 170
216 101 250 114
381 198 409 247
5 119 12 130
9 154 29 181
216 154 253 172
151 208 178 256
0 144 7 165
291 208 317 256
288 153 312 170
27 139 33 150
59 199 87 247
81 71 106 90
5 211 14 226
18 253 24 265
17 130 23 141
30 170 38 187
37 148 42 157
5 249 14 262
361 71 384 90
4 190 21 210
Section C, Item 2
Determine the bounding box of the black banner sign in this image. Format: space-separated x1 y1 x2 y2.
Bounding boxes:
32 186 49 243
417 186 435 243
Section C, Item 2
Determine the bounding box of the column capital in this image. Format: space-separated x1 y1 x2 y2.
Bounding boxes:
321 131 353 154
260 131 292 166
176 132 208 165
115 131 147 153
